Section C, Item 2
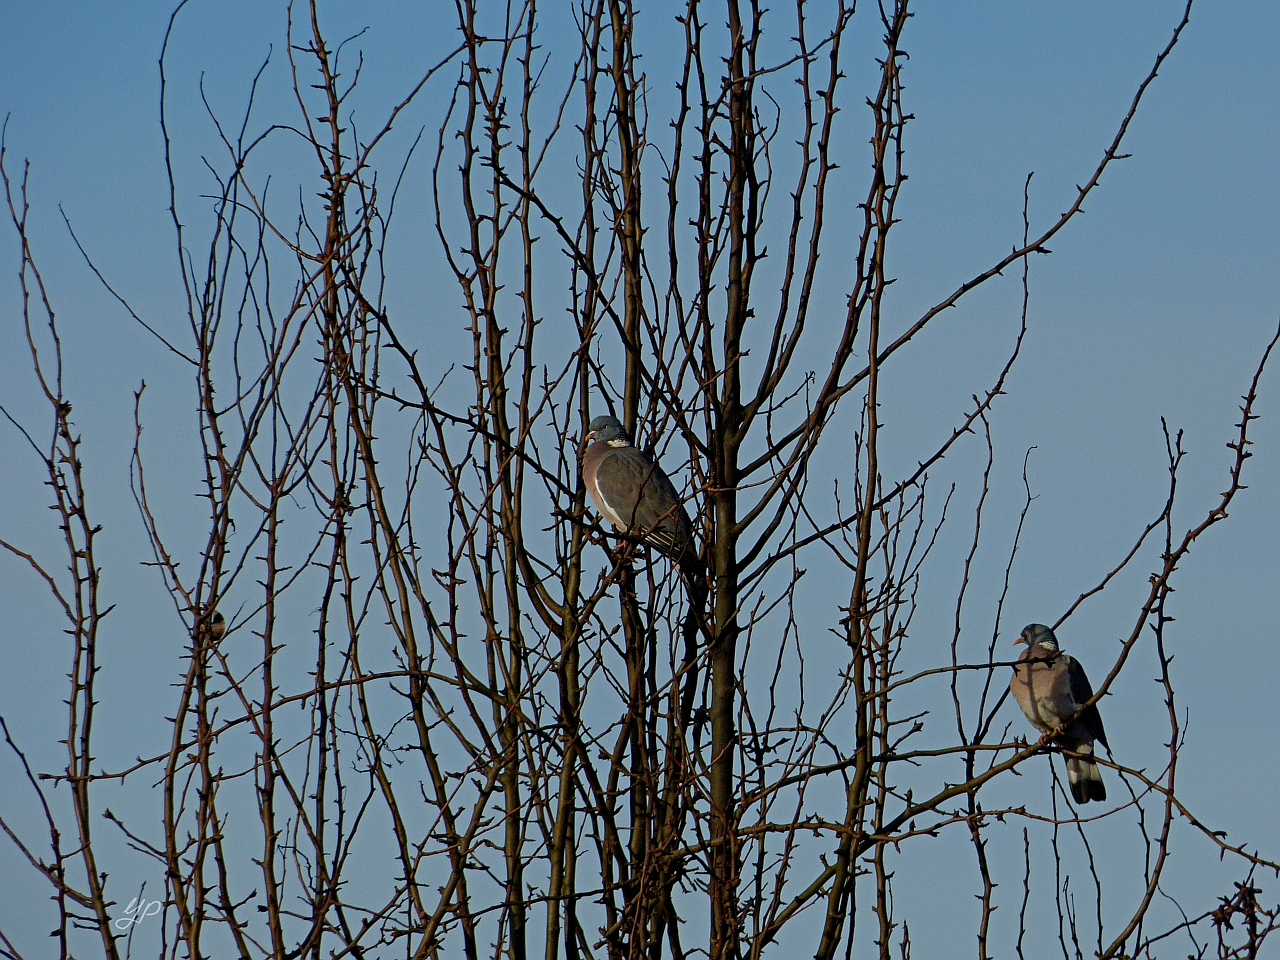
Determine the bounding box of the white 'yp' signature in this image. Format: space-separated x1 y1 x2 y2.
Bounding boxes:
113 895 161 931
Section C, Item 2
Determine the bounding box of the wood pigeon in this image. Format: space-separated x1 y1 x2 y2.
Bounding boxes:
579 415 702 586
1009 623 1110 804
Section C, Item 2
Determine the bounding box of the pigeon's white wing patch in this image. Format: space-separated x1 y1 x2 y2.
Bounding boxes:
593 483 629 530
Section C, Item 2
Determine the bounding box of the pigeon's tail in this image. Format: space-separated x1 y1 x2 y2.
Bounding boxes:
1065 743 1106 804
678 551 705 603
677 555 708 730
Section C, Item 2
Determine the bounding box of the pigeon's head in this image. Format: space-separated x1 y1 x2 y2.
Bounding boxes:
1016 622 1058 651
583 415 630 451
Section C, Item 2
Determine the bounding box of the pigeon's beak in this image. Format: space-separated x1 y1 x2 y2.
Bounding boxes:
578 431 594 459
1012 637 1027 646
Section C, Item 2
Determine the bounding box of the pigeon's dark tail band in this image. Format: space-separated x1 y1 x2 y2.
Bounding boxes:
678 559 708 732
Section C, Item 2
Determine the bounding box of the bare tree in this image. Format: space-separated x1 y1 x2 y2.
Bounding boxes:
2 1 1278 959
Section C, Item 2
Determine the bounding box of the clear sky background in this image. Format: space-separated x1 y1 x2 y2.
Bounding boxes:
1 1 1278 957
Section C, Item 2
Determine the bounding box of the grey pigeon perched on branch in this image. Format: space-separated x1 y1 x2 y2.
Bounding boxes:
1009 623 1109 804
579 415 702 588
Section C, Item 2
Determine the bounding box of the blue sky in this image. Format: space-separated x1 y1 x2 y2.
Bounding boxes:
2 1 1278 957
